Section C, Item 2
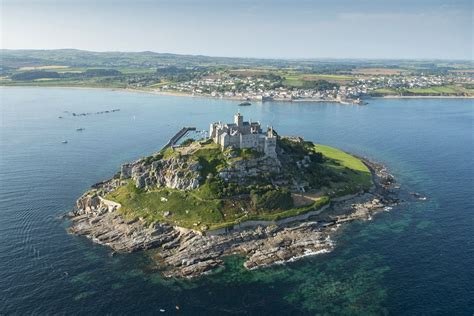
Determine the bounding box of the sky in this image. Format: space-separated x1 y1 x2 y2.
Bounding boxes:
1 0 473 60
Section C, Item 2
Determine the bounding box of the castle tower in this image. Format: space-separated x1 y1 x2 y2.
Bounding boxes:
268 126 275 138
234 113 243 127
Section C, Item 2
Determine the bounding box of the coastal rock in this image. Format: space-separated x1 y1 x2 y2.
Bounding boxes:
120 163 132 179
68 208 179 252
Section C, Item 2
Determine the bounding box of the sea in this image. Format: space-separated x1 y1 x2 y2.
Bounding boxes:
0 87 473 315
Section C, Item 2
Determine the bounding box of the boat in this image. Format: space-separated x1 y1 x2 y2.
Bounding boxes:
61 140 68 144
239 101 251 106
76 128 85 131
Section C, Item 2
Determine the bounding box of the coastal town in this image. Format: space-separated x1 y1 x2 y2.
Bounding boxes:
152 72 474 104
2 50 473 105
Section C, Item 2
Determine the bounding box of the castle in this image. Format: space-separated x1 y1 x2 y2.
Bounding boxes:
209 113 277 157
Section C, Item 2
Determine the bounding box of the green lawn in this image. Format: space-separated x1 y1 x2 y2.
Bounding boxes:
315 144 373 193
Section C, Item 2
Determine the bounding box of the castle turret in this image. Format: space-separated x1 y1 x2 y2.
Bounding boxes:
234 113 243 127
209 123 216 140
268 126 275 138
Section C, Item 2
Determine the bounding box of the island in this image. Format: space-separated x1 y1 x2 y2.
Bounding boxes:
67 113 398 278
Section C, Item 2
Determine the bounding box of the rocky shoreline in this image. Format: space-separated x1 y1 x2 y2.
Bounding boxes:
66 158 399 278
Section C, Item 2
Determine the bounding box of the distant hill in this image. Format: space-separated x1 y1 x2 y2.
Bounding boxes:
0 49 290 69
3 49 471 71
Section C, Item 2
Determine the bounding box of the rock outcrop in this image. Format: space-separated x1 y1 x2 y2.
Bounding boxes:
68 193 179 252
218 156 281 184
120 155 201 191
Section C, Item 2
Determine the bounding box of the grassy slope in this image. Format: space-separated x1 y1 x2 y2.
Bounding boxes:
106 182 225 229
315 144 372 193
106 144 372 230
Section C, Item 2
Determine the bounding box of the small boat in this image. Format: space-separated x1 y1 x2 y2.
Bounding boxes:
239 101 251 106
61 140 68 144
76 128 85 131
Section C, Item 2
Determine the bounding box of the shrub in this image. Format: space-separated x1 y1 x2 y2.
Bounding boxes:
12 71 60 81
142 154 163 165
251 188 293 211
181 138 195 146
84 69 122 77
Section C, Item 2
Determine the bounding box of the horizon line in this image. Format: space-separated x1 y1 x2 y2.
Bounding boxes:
1 47 472 63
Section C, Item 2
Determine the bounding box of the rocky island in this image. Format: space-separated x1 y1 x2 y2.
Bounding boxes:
67 113 398 278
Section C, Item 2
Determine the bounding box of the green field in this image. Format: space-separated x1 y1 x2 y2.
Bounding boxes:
405 85 473 95
371 85 474 96
283 73 354 87
371 88 398 95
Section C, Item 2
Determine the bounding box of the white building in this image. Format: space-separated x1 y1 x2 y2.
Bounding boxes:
209 113 277 157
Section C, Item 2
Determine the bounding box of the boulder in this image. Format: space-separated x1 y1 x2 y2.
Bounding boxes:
120 163 132 179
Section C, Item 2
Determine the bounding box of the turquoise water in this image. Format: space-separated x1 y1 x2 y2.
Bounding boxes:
0 87 473 314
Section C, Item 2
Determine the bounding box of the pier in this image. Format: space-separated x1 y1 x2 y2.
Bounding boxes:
161 127 196 150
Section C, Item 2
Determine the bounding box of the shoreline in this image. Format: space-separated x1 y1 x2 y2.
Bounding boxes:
2 84 473 102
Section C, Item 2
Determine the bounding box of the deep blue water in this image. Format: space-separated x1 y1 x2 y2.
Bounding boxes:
0 87 473 315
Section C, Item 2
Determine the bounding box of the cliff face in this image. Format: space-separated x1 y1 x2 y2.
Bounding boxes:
119 151 286 191
218 156 281 184
120 156 201 191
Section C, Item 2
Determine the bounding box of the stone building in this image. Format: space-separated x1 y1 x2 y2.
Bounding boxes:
209 113 277 157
